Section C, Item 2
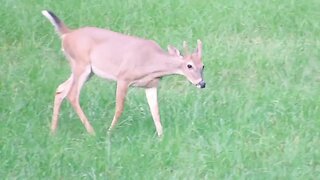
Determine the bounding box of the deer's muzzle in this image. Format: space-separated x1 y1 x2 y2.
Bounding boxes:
196 80 206 89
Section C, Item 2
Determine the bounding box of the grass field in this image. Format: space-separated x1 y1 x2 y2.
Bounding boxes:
1 0 320 179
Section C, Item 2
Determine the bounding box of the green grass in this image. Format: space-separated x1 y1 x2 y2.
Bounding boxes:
1 0 320 179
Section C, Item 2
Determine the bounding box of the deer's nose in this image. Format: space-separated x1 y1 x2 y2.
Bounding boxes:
197 80 206 89
199 81 206 88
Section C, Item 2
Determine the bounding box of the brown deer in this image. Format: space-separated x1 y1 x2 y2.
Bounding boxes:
42 10 205 137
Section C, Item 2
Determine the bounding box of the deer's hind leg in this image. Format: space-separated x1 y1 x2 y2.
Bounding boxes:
51 76 73 134
67 65 95 134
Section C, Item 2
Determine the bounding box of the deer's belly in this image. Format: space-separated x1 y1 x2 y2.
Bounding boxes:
91 65 117 81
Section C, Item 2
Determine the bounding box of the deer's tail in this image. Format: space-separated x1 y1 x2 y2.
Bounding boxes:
41 10 71 36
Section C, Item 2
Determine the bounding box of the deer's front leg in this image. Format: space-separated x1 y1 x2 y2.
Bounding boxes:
108 81 129 132
145 87 163 137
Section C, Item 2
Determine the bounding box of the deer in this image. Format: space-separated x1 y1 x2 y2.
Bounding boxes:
41 10 206 137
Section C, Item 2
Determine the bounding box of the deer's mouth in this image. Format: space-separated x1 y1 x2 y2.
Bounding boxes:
196 80 206 89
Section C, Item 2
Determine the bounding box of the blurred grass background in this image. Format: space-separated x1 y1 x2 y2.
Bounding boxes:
0 0 319 179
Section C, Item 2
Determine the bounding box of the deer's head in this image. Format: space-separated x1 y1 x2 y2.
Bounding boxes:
168 40 206 88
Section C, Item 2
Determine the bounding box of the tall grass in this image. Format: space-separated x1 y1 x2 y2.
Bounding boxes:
1 0 319 179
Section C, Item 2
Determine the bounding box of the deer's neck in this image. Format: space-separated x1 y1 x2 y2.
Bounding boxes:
151 54 183 76
130 54 184 87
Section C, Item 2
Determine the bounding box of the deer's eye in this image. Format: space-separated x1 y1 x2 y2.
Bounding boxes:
187 64 193 69
202 65 205 69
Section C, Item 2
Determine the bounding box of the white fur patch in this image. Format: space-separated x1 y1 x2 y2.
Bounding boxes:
145 88 158 109
41 10 58 29
145 87 163 136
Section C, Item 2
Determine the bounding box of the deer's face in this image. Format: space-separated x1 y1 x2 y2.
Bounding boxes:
182 53 205 88
168 40 206 88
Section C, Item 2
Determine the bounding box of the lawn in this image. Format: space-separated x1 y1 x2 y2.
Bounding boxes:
0 0 320 179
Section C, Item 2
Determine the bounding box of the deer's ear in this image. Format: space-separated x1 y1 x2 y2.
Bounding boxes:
168 45 182 57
